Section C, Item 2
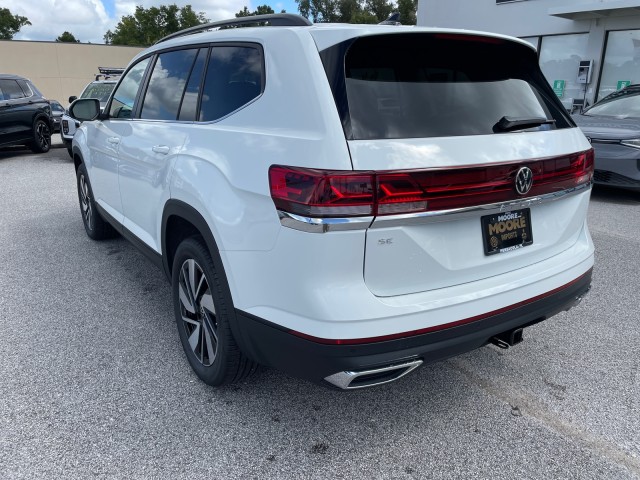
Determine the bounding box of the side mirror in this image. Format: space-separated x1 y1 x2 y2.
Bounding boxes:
68 95 77 103
69 98 100 121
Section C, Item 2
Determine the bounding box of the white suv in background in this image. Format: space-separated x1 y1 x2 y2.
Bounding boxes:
68 14 594 390
61 68 123 155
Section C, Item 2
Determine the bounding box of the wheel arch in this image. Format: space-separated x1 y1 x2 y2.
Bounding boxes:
72 145 83 171
162 200 250 355
161 200 226 285
33 111 53 131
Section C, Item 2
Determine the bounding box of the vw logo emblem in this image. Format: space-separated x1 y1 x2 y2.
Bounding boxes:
515 167 533 195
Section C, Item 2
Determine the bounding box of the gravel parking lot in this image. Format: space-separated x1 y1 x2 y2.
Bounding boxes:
0 143 639 479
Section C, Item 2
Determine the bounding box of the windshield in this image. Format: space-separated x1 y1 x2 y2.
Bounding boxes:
584 89 640 119
320 33 572 140
80 82 116 102
50 102 64 113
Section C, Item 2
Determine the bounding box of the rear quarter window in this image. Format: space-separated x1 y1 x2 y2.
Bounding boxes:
199 45 263 122
320 33 573 140
0 79 25 100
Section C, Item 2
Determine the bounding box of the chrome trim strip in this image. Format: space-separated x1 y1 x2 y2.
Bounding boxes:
324 359 423 390
369 182 591 229
278 211 373 233
278 183 591 232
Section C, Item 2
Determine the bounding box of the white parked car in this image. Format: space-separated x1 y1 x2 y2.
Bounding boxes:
61 68 124 155
67 14 594 389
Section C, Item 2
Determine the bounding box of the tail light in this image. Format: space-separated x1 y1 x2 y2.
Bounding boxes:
269 166 374 217
269 149 594 218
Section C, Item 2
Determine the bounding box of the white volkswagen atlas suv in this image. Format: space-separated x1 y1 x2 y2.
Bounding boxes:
67 14 594 389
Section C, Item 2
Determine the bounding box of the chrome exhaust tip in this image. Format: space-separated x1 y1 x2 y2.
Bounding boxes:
324 359 423 390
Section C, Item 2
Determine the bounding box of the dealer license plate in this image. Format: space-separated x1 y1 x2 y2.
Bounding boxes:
481 208 533 256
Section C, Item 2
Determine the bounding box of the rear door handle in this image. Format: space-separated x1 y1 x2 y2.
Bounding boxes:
107 137 120 144
152 145 170 155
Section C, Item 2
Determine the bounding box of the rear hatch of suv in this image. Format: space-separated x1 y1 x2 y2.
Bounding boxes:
317 31 593 297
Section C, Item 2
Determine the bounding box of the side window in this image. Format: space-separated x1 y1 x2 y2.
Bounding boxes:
178 48 207 121
0 80 26 100
16 80 33 98
141 49 198 121
199 45 263 122
108 57 151 119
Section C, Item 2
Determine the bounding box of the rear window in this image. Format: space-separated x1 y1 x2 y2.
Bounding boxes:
81 82 117 102
320 33 573 140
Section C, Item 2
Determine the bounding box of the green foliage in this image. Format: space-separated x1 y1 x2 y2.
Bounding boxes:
296 0 415 24
0 7 31 40
236 5 285 17
56 31 80 43
396 0 417 25
104 4 208 46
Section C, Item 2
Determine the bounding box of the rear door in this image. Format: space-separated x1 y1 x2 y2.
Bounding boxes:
117 47 204 252
0 79 30 143
319 33 593 297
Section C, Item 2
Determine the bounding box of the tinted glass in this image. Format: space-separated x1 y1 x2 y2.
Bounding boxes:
179 48 207 121
16 80 33 97
199 46 262 122
141 49 198 121
109 57 151 119
322 34 571 140
81 83 117 102
0 79 25 100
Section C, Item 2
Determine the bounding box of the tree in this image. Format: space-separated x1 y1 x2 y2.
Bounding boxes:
56 31 80 43
104 4 208 46
396 0 417 25
0 7 31 40
236 5 282 17
295 0 400 24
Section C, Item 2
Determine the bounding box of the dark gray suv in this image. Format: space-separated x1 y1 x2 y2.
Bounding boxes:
0 74 52 153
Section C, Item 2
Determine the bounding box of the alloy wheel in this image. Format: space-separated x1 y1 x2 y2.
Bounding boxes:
178 258 218 366
79 174 92 231
36 121 50 150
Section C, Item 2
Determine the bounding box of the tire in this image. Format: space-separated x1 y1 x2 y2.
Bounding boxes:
76 163 116 240
172 236 258 386
29 118 51 153
64 139 73 158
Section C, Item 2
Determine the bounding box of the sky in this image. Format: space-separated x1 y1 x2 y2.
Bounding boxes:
6 0 299 44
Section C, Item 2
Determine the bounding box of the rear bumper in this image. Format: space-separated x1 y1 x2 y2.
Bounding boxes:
233 268 592 388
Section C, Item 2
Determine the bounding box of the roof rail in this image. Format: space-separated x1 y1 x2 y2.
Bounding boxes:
96 67 125 80
98 67 125 75
155 13 313 45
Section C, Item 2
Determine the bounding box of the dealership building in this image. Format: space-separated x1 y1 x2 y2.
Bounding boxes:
417 0 640 109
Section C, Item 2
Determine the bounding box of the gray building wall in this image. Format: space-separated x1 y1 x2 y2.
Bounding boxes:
417 0 640 106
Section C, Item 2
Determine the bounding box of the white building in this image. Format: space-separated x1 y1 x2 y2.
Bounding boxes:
417 0 640 109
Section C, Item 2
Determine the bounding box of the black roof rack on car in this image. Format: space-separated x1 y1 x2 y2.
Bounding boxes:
95 67 125 81
155 13 313 45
